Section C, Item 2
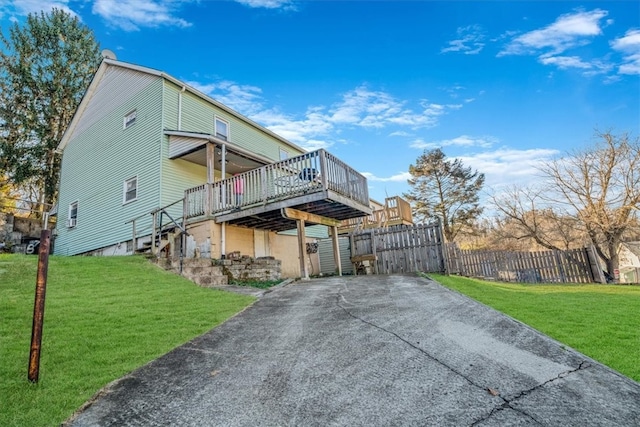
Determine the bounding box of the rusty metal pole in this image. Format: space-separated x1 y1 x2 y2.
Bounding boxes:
28 229 51 383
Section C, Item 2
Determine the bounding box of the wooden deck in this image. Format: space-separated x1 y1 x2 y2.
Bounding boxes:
337 196 413 234
184 149 371 231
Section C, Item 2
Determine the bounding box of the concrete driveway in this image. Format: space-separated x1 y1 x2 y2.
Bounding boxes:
67 275 640 426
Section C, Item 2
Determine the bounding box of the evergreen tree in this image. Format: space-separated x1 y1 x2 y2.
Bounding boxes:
0 8 101 213
404 148 485 242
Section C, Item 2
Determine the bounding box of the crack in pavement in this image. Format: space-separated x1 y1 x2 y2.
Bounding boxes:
335 289 590 426
470 361 591 426
334 292 491 392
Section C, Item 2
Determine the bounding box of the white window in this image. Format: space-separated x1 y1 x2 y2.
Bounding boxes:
123 176 137 204
124 110 137 129
215 117 229 141
67 201 78 228
279 148 288 160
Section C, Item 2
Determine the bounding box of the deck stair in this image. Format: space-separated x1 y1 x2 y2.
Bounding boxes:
153 257 228 287
136 227 178 256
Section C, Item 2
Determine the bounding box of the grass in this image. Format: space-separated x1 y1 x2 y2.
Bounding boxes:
429 273 640 382
0 254 255 427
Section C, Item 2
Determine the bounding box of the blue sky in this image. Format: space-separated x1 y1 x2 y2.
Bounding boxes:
2 0 639 203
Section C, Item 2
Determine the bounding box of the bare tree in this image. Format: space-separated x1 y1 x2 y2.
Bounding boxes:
491 131 639 277
490 185 584 251
540 131 640 276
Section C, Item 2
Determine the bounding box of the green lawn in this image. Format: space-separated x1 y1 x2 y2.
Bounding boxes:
429 273 640 382
0 254 255 427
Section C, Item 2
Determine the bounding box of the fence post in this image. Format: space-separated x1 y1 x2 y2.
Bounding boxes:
553 250 567 283
28 230 50 383
151 211 158 256
131 219 137 253
586 245 606 283
436 219 448 273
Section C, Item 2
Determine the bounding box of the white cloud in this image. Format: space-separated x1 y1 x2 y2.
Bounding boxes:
441 25 485 55
539 54 592 69
253 107 334 150
328 86 453 129
234 0 295 9
611 29 640 75
456 148 559 189
186 80 264 116
93 0 192 31
499 9 608 57
498 9 618 75
361 171 411 183
187 78 461 150
410 135 497 150
1 0 77 19
389 131 413 137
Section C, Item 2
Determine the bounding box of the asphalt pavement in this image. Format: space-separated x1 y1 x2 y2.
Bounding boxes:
66 274 640 426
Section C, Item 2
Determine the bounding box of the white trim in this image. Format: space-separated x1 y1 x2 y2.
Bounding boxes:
279 148 289 160
68 201 78 228
123 176 138 204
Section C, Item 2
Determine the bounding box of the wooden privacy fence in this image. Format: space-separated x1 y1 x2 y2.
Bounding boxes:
445 244 605 284
350 222 446 274
345 221 604 284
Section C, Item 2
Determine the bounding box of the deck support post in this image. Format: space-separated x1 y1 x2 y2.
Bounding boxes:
331 225 342 276
282 208 342 280
297 219 309 280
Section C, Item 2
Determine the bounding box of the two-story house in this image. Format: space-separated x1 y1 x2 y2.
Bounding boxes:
54 57 371 278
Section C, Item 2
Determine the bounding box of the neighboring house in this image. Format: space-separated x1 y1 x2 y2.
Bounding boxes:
618 241 640 283
54 58 371 278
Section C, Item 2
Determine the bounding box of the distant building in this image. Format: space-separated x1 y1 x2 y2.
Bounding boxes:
618 241 640 283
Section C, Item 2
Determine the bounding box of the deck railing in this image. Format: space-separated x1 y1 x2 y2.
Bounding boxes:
337 196 413 233
184 149 369 219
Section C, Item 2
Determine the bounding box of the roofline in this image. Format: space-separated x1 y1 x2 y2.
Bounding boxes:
57 58 307 154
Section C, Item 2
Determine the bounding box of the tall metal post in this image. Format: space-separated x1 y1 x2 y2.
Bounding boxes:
28 229 51 383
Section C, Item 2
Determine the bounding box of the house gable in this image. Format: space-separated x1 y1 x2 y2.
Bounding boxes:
55 65 164 255
60 62 160 149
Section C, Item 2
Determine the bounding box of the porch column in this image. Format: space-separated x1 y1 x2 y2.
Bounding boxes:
220 144 227 258
206 143 215 184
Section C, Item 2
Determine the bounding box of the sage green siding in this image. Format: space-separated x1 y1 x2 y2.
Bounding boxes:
55 69 164 255
279 225 329 238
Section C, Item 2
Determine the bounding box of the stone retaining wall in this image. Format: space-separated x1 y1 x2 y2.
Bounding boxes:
216 256 281 282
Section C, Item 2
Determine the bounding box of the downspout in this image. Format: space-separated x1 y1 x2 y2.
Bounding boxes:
178 85 185 131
